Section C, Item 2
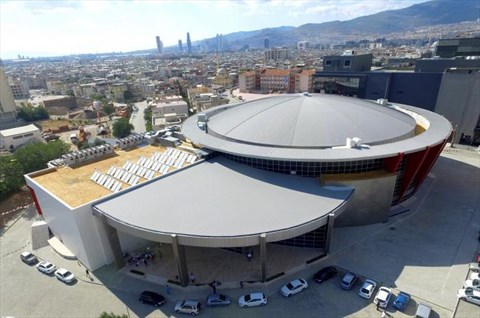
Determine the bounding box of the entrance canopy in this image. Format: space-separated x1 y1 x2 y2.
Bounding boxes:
93 157 353 247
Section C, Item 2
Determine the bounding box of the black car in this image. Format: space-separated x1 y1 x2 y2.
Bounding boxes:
314 266 337 283
139 291 165 307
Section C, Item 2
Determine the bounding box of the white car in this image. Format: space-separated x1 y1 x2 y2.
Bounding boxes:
280 278 308 297
358 279 377 299
457 287 480 306
470 272 480 280
374 286 392 308
238 292 267 308
174 300 201 315
36 261 56 274
464 279 480 291
54 268 75 284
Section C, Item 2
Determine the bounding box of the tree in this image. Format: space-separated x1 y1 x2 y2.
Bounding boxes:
123 90 134 103
0 156 24 200
112 118 134 138
13 140 70 174
143 107 153 132
103 104 115 116
17 106 49 121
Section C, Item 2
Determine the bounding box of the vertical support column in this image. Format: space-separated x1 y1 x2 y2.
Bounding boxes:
260 233 267 282
171 234 188 287
324 213 335 254
98 214 125 268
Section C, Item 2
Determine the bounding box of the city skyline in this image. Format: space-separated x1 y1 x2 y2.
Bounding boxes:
0 0 431 59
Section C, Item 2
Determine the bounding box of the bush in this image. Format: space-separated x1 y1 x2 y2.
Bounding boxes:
0 156 24 200
112 118 134 138
13 140 70 174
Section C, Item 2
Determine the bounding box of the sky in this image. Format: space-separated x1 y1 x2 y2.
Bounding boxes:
0 0 431 59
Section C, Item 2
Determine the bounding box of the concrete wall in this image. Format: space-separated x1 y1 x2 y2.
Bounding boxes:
434 70 480 144
117 230 150 254
323 173 397 227
25 174 114 270
364 72 442 111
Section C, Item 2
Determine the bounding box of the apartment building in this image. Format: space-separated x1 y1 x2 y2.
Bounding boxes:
264 48 290 62
238 71 256 93
295 69 315 93
9 80 29 99
260 69 295 93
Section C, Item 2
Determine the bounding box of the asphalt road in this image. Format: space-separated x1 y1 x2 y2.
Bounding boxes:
130 100 148 134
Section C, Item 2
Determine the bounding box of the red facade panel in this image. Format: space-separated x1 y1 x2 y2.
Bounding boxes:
27 186 43 216
398 147 431 201
384 152 404 172
414 139 448 192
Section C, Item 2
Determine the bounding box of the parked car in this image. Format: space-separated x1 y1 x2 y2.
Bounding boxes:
175 300 201 315
314 266 337 283
415 303 432 318
20 251 38 265
54 268 75 284
238 292 267 308
358 279 377 299
457 287 480 306
280 278 308 297
36 261 56 274
470 272 480 280
138 291 165 307
393 291 411 311
206 293 230 307
374 287 392 309
43 134 60 141
340 272 359 290
464 279 480 290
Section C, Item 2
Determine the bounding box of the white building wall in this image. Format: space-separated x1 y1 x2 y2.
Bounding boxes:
117 231 150 253
25 173 114 270
0 127 42 150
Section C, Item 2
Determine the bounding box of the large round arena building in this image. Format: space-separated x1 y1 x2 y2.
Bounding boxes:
26 94 451 286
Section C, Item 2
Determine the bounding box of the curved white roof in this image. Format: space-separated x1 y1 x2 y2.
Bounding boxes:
182 95 452 161
93 157 353 247
207 95 416 148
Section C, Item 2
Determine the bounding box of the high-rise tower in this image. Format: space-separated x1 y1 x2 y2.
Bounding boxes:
178 39 183 53
264 38 270 49
156 36 163 54
0 67 18 127
187 32 192 54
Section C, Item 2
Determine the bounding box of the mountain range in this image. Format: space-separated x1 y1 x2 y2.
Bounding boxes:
191 0 479 51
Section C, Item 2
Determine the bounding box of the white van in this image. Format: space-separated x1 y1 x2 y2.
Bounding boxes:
415 303 432 318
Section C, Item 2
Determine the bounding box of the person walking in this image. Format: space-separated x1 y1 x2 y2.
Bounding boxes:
85 269 90 278
189 272 196 284
166 284 171 295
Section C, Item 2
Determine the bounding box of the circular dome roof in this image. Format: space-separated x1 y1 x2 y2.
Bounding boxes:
205 94 416 148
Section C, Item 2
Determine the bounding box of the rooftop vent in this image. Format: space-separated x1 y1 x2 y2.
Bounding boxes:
346 137 362 148
377 99 388 106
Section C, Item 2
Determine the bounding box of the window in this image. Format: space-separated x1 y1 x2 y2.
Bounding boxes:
325 60 332 66
344 60 351 67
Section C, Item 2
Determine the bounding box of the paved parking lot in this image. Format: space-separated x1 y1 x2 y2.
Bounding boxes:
1 146 479 317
